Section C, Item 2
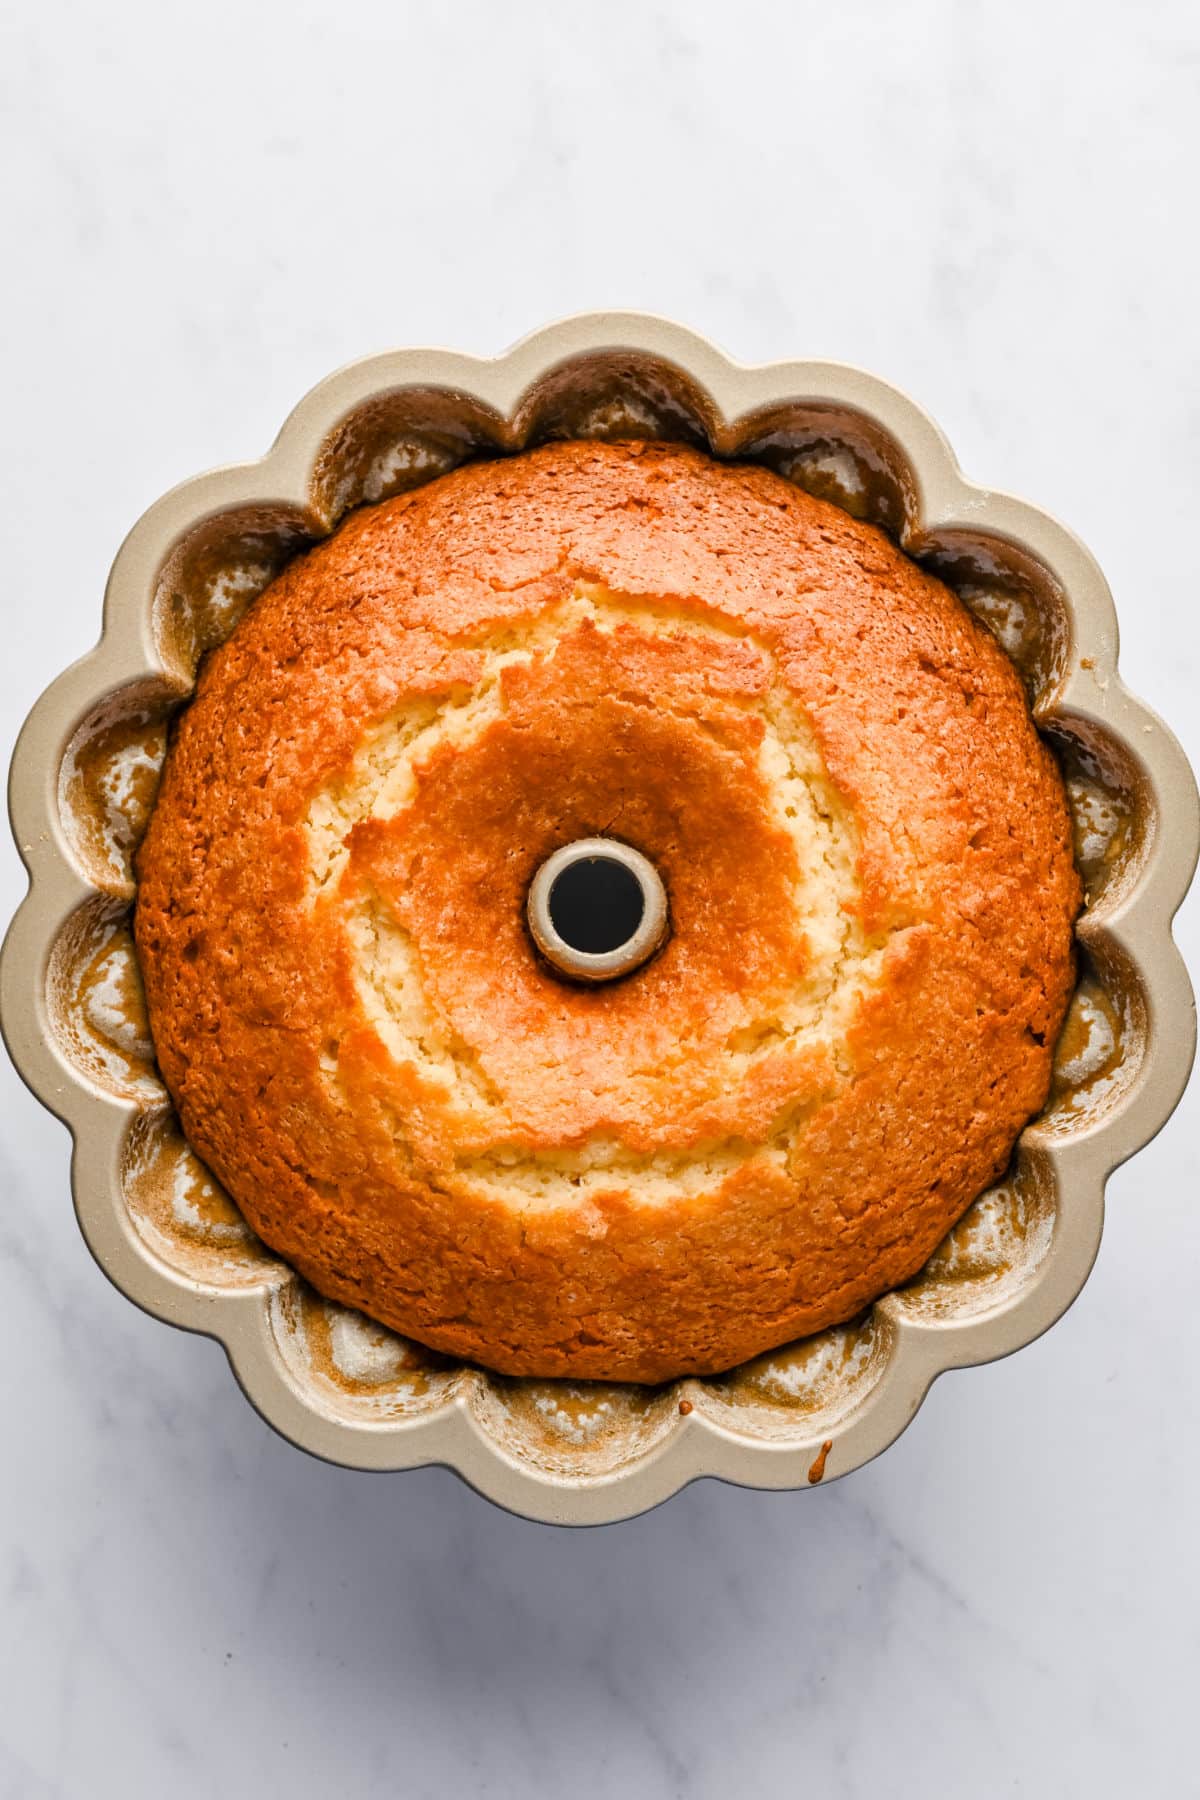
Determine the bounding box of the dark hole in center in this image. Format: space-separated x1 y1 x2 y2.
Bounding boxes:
548 856 646 956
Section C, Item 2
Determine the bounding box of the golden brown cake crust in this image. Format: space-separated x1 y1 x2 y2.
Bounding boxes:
134 440 1080 1381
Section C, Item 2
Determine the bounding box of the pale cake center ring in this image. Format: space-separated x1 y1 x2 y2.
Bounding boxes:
526 837 669 983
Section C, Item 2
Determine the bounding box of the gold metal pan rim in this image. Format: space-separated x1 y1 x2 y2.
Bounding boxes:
2 313 1197 1526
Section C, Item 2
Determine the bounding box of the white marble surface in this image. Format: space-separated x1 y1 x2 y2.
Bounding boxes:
2 4 1198 1794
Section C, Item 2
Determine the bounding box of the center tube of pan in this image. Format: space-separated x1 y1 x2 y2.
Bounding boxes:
526 838 669 983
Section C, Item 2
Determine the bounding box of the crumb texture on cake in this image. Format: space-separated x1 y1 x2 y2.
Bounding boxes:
134 440 1079 1381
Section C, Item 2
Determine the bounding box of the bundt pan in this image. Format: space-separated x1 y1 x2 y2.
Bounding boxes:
3 315 1197 1526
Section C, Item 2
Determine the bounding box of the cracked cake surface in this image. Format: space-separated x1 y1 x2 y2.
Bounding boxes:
134 438 1080 1381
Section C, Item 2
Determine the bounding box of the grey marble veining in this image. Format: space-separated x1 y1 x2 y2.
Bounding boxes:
1 3 1197 1795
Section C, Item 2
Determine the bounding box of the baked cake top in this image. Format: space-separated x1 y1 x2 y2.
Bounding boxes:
135 439 1079 1381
